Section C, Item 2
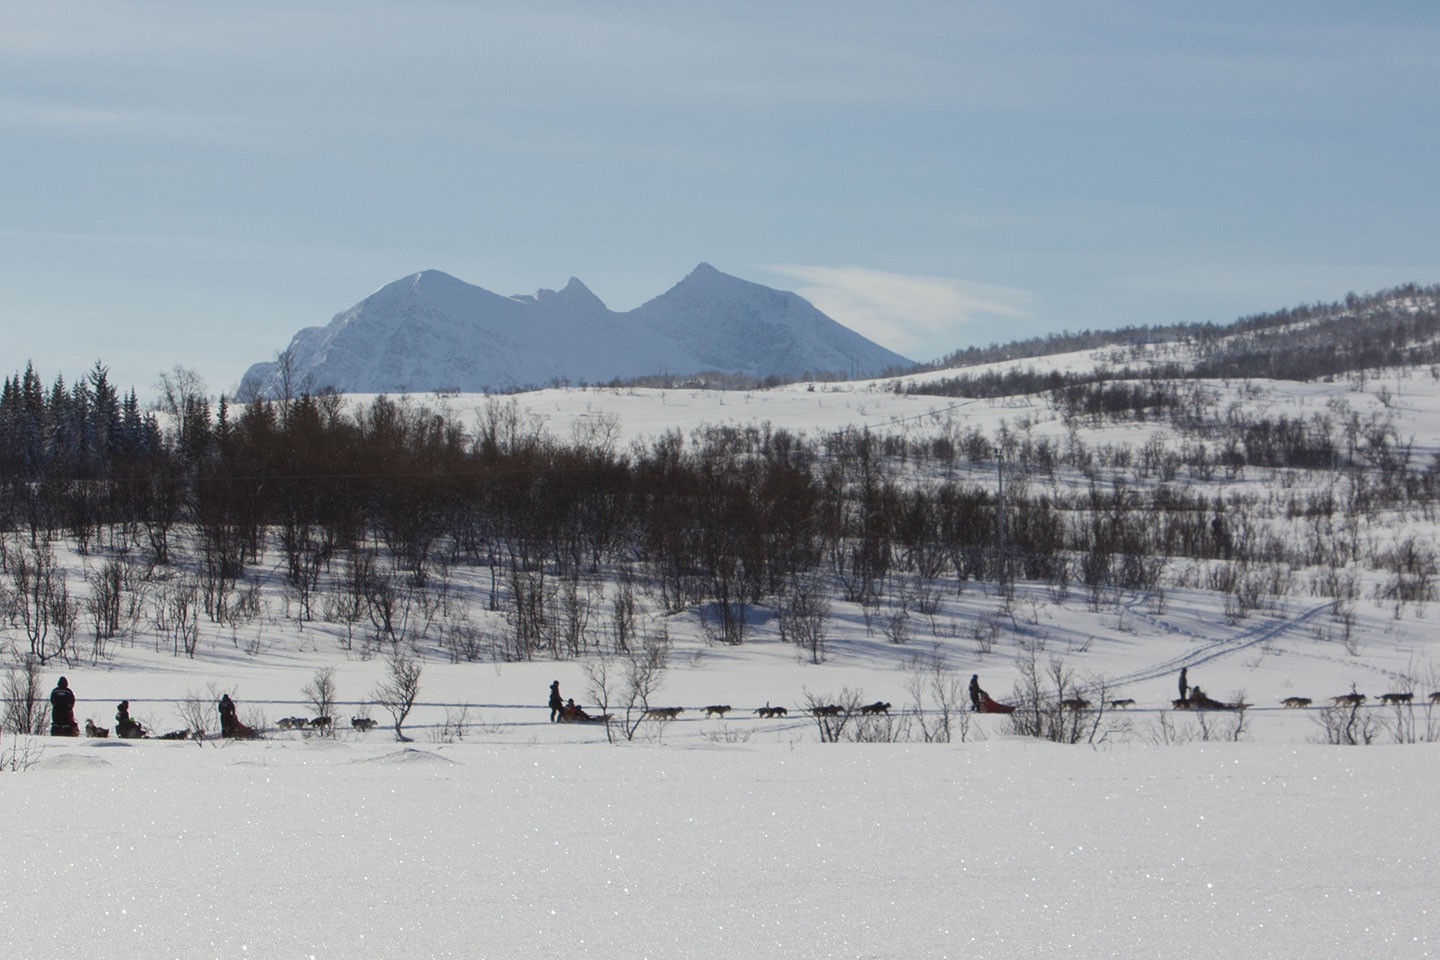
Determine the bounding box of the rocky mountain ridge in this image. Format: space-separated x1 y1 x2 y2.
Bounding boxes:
239 264 913 396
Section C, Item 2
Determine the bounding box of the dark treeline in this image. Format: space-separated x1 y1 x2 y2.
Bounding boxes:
6 351 1440 667
916 325 1209 374
1191 287 1440 381
1 361 164 477
0 364 1232 653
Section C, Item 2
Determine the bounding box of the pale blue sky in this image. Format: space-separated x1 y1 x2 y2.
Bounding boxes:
4 1 1437 396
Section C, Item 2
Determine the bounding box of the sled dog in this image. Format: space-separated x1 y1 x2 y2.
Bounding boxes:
1281 697 1311 708
702 705 732 718
351 716 378 732
85 719 110 738
643 707 683 720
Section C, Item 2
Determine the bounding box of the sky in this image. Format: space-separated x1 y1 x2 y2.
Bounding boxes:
3 1 1439 398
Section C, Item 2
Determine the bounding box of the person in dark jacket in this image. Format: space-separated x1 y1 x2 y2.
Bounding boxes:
218 693 238 737
1178 667 1190 703
969 674 983 712
561 698 594 722
549 681 564 722
50 676 78 736
116 700 144 738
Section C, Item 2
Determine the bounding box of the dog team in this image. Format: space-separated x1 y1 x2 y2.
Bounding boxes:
42 672 1440 743
45 677 381 740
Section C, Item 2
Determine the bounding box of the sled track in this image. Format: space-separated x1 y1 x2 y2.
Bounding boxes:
1110 598 1335 688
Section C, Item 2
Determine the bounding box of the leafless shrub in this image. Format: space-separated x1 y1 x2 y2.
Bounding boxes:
912 578 943 617
877 598 911 645
9 543 78 665
84 558 125 662
1313 700 1380 746
802 688 864 743
442 620 489 663
903 648 970 743
1309 565 1359 600
2 652 48 734
1 735 45 772
1327 599 1361 655
849 710 908 743
585 628 671 742
1375 534 1439 616
1148 710 1193 746
970 616 1001 656
373 652 423 742
701 725 754 745
429 705 471 744
153 577 201 658
608 576 637 654
322 551 369 651
175 682 231 739
1191 704 1250 743
302 666 338 736
778 577 830 664
1005 652 1118 745
699 592 749 646
503 568 547 661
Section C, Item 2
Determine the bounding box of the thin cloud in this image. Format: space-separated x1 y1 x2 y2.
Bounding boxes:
765 265 1034 361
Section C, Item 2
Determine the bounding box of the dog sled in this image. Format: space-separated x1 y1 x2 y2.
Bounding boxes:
558 706 612 724
977 691 1016 714
1176 687 1244 711
222 721 261 739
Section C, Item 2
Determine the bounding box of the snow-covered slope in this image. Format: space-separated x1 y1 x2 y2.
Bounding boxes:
630 263 912 378
239 264 913 396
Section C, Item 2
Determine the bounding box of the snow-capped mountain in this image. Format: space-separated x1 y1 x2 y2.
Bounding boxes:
239 264 913 396
629 263 910 379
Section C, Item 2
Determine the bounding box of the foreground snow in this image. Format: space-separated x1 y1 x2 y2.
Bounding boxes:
3 735 1435 959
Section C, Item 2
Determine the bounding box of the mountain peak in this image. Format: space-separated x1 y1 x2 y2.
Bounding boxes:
409 268 464 288
681 262 731 285
239 264 913 396
523 276 606 312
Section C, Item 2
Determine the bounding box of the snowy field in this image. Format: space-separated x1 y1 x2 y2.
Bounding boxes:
5 582 1440 958
4 732 1437 958
9 347 1440 957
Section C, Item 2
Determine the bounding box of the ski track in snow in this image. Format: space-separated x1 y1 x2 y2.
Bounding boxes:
1113 597 1336 687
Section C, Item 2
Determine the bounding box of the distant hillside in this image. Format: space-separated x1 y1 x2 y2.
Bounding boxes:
904 284 1440 399
238 264 913 397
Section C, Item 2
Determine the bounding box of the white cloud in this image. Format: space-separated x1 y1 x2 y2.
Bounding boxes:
764 264 1034 361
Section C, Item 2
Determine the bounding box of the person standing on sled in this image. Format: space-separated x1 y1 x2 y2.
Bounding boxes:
549 681 564 722
969 674 983 712
50 676 78 736
218 693 238 737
